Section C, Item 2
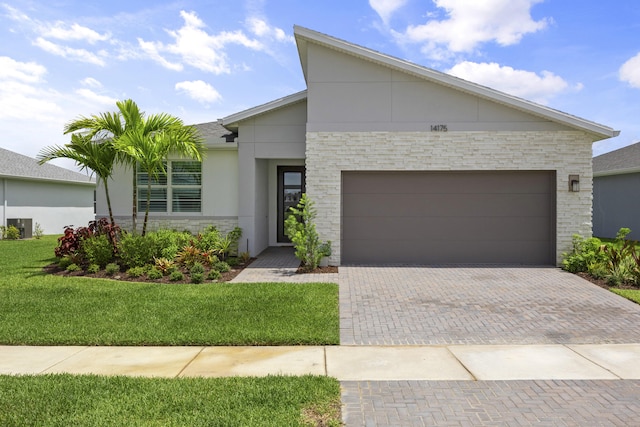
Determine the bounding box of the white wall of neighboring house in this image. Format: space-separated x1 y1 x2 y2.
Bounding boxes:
3 178 95 236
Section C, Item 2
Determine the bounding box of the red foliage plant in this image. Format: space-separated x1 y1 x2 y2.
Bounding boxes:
55 218 121 258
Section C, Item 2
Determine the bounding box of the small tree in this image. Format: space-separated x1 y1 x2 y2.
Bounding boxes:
284 194 330 271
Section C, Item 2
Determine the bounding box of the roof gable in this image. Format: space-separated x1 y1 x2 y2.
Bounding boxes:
294 26 618 141
0 147 95 185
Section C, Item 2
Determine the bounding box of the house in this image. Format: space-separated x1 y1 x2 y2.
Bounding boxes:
0 147 96 237
97 26 618 265
593 142 640 240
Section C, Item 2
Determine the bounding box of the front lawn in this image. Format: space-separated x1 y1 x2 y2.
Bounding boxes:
0 236 339 345
610 288 640 304
0 374 341 427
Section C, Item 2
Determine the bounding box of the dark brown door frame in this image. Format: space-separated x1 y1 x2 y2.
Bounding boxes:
277 166 306 243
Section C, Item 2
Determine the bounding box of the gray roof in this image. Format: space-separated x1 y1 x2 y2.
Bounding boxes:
0 147 95 185
593 142 640 176
192 120 236 143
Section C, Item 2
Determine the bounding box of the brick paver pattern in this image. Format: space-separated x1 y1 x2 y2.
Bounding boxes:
339 266 640 345
342 380 640 426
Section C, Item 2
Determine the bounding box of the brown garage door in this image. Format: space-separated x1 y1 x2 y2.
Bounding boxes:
342 171 556 265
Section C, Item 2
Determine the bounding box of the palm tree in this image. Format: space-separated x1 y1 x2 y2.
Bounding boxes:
60 99 203 234
37 133 117 225
115 121 204 235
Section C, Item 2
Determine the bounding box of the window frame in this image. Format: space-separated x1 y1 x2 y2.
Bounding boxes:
136 160 202 214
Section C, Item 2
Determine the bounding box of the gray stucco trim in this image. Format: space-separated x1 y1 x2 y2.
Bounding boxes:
222 91 308 128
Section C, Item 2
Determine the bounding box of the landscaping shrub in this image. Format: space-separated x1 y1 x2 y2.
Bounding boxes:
87 264 100 274
154 257 176 275
190 272 204 284
561 234 607 273
214 261 231 273
284 194 330 271
147 229 191 259
147 266 163 280
105 263 120 276
118 233 155 269
190 262 205 275
33 222 43 239
81 235 114 267
207 269 221 281
66 263 80 272
4 225 20 240
54 218 120 260
169 270 184 281
58 256 73 270
126 266 146 278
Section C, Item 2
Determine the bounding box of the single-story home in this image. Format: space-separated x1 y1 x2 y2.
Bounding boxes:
97 26 619 266
593 142 640 240
0 147 96 237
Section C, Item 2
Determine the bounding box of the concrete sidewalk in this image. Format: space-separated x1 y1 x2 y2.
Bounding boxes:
2 344 640 380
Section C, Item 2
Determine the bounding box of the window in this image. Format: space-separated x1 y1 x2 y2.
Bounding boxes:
137 161 201 213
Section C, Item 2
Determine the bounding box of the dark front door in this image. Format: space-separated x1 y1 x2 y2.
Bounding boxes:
277 166 305 243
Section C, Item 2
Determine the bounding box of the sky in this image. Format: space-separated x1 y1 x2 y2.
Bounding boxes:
1 0 639 172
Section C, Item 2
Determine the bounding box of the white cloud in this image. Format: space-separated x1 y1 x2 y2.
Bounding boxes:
447 61 577 104
369 0 408 24
80 77 102 88
175 80 222 104
398 0 549 58
42 22 110 44
75 88 118 105
246 17 294 43
33 37 106 66
0 56 47 83
620 52 640 89
137 10 265 74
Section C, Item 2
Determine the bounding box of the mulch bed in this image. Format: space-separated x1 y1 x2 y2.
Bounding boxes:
576 272 639 291
44 259 338 284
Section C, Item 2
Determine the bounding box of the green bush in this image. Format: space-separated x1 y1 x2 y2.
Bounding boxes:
169 270 184 282
147 267 163 280
126 266 146 278
147 229 191 259
284 194 329 271
207 269 221 281
87 264 100 274
214 261 231 273
190 272 204 284
561 235 607 273
66 263 80 272
118 233 155 269
5 225 20 240
105 263 120 276
81 235 115 268
190 262 205 275
58 256 73 270
33 222 44 239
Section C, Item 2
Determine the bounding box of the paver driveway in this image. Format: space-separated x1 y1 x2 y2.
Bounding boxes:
339 266 640 345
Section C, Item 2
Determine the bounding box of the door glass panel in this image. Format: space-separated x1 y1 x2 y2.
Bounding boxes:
284 172 301 186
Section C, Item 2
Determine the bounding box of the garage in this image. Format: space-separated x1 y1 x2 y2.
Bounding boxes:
341 171 556 265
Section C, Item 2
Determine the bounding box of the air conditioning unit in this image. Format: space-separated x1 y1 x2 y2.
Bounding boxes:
6 218 33 239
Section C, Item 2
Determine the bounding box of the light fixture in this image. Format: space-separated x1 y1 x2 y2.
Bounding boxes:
569 174 580 192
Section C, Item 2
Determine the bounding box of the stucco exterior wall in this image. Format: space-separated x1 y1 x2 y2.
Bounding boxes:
3 178 94 235
305 130 593 266
96 148 239 234
593 172 640 240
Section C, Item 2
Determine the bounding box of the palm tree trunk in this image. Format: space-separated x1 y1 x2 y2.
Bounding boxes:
132 168 138 234
102 179 115 227
143 179 151 236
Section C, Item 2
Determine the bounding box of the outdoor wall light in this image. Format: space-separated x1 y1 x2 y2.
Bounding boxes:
569 174 580 192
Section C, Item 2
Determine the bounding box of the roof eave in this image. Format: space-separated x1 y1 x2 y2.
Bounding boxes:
222 90 308 129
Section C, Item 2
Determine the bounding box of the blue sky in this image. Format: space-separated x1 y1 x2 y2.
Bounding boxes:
1 0 639 171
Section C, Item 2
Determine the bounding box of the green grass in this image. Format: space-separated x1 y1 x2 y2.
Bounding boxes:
610 288 640 304
0 374 342 426
0 236 339 345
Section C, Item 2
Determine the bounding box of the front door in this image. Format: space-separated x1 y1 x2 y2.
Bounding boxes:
277 166 305 243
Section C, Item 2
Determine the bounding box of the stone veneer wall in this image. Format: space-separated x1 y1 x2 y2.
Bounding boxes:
111 216 239 236
305 131 594 266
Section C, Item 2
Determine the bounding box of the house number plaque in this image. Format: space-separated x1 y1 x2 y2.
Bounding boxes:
430 124 448 132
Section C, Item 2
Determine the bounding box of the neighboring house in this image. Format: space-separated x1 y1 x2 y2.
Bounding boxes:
97 26 618 266
0 147 96 237
593 142 640 240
